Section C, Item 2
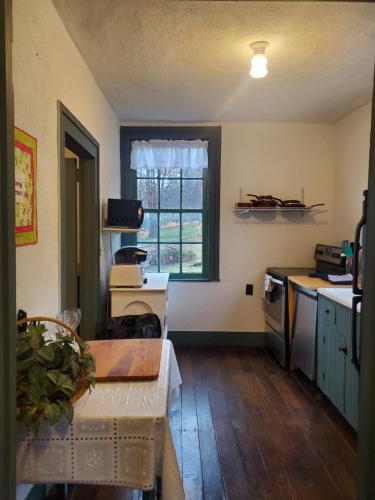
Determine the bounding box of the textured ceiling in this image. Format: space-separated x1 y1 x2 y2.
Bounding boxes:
52 0 375 123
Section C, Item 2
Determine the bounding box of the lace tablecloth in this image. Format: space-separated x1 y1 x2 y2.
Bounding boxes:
17 340 184 500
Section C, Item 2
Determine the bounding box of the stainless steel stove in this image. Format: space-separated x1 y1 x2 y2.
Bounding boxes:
265 244 347 369
265 268 313 368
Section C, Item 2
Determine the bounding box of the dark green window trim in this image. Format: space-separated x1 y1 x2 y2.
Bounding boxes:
120 126 221 281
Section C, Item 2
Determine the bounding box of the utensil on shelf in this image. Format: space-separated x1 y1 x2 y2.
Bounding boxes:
235 202 254 208
247 194 283 207
280 199 326 209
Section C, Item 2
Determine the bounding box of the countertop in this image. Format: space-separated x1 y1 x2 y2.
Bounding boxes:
110 272 169 292
288 275 352 290
318 287 360 311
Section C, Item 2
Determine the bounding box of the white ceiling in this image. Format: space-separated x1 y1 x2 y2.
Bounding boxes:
52 0 375 123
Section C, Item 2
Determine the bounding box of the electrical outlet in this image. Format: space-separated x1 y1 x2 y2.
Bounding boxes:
246 284 253 296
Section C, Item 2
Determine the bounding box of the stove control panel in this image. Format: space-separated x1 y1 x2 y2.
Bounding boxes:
315 244 345 266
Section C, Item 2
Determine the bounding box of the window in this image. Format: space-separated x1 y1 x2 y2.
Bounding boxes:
121 127 221 281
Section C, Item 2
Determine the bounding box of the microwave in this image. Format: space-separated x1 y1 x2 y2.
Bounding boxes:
107 199 144 228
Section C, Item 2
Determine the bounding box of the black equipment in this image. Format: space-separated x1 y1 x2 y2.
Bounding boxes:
107 198 144 228
114 246 147 265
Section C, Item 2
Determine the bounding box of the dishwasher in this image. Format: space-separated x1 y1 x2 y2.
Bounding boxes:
291 286 318 380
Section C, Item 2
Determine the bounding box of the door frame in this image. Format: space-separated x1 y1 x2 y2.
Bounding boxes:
358 67 375 499
58 102 101 340
0 0 16 497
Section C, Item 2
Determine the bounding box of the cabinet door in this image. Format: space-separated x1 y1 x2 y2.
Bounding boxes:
317 298 346 412
325 331 347 412
317 308 329 394
344 311 360 431
345 353 359 430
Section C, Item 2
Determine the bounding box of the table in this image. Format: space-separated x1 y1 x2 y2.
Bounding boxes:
110 273 170 338
17 340 184 499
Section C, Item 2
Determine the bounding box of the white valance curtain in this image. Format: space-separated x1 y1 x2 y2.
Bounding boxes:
130 139 208 170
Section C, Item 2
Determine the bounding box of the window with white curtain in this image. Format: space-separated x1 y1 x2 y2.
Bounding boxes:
121 127 221 281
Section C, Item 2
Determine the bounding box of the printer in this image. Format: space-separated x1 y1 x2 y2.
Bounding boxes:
109 246 148 288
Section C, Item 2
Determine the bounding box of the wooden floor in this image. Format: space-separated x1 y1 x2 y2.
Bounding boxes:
68 347 357 500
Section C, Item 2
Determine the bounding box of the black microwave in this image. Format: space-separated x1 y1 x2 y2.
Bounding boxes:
107 199 144 228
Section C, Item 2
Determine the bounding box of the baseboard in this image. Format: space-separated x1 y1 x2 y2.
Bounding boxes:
167 331 266 346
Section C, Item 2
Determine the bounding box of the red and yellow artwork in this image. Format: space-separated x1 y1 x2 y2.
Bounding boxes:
15 127 38 246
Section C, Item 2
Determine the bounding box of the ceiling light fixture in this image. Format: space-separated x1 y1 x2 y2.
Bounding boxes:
249 41 269 79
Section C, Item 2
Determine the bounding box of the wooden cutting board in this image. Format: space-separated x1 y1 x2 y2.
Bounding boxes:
87 339 163 382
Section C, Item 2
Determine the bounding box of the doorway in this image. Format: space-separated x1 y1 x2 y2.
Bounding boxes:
59 102 100 340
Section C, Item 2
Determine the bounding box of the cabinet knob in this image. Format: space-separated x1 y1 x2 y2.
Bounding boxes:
324 308 330 314
339 346 348 355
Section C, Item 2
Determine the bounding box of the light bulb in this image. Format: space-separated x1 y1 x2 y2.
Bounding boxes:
249 41 269 79
250 54 268 78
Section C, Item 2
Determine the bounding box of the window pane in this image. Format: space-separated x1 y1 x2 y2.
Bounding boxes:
182 180 203 209
160 179 180 209
160 244 180 273
139 243 158 272
138 212 158 242
159 168 180 178
182 244 202 274
137 168 158 178
160 213 180 242
182 213 202 242
137 178 158 209
182 167 203 178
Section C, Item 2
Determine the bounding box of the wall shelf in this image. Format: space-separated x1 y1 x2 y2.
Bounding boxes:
233 206 322 216
101 203 140 233
102 225 139 234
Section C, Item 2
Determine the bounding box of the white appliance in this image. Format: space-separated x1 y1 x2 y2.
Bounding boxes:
109 264 144 288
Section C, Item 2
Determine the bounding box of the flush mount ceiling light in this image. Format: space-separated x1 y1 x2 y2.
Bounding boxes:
249 41 269 79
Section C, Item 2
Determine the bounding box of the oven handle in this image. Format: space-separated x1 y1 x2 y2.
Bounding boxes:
264 277 284 304
270 277 284 286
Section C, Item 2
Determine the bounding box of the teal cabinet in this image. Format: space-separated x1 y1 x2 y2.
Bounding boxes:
317 295 359 430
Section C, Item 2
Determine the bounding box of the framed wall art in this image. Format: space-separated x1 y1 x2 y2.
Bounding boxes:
15 127 38 246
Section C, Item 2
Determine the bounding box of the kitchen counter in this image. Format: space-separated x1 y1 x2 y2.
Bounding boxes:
109 272 170 292
288 275 351 290
318 287 360 311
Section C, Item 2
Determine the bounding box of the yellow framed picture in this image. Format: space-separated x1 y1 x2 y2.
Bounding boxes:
15 127 38 246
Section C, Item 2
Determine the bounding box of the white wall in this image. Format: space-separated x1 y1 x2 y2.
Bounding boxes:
123 121 336 332
14 0 368 331
13 0 120 316
333 103 372 244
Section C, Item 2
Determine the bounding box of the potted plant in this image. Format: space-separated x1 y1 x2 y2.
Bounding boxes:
16 317 95 430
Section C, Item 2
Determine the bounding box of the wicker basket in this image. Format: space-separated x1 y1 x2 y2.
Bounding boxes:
16 316 91 405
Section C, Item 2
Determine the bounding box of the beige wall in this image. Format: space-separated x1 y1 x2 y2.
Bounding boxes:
123 121 336 332
333 103 372 244
13 0 120 316
13 0 370 332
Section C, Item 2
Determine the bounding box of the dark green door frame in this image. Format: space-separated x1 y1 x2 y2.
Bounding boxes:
58 102 101 340
358 67 375 499
0 0 16 498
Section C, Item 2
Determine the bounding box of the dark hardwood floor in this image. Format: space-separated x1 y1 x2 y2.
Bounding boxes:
68 347 357 500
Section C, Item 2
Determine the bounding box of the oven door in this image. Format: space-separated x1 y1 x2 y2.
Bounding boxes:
264 277 286 334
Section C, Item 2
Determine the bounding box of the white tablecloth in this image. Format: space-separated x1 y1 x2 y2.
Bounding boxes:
17 340 184 500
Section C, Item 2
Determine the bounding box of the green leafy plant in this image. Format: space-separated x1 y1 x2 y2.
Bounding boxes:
16 323 95 430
